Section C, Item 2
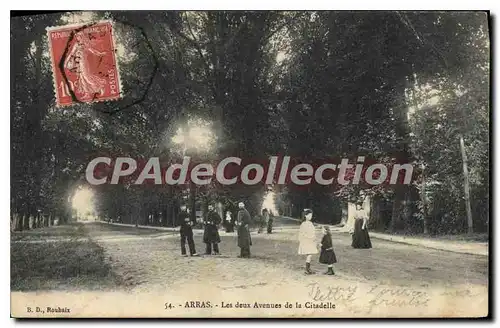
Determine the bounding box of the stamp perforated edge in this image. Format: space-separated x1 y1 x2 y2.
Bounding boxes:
46 19 124 108
108 19 124 103
46 23 63 107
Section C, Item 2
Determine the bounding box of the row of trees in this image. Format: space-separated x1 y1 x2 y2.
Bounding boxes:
11 11 489 234
279 11 489 234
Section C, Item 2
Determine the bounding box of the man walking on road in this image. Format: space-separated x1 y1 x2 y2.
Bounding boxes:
237 202 252 258
203 204 222 255
258 209 268 233
267 210 274 234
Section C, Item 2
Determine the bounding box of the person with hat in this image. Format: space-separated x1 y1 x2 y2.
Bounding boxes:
203 204 222 255
224 210 235 233
266 210 274 234
298 208 318 274
236 201 252 258
179 205 198 257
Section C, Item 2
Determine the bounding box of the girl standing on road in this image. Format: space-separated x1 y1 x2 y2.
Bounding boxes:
298 209 318 274
319 226 337 275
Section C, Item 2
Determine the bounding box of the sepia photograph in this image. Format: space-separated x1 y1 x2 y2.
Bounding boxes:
10 9 490 318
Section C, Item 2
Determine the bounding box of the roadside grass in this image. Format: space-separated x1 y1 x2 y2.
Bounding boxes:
89 222 175 237
11 223 123 291
374 231 489 243
432 233 489 243
10 223 85 242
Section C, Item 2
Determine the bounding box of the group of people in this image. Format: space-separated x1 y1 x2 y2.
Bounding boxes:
179 203 372 276
178 202 256 258
298 209 372 275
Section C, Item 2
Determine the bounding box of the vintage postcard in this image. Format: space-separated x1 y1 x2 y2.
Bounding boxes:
10 10 490 318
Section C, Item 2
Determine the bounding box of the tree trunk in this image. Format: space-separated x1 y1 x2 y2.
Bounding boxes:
460 136 473 234
133 206 140 227
189 183 196 222
421 167 429 234
202 196 209 221
154 210 160 226
15 212 23 231
173 198 179 227
389 186 406 232
20 213 25 231
165 187 173 227
11 212 17 232
165 203 171 227
160 207 166 227
340 200 348 226
369 196 383 231
217 201 224 222
23 212 30 230
138 208 145 226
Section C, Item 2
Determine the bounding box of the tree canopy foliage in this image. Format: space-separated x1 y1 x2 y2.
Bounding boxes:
11 11 489 234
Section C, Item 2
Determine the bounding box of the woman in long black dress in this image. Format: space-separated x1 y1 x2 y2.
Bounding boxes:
351 217 372 249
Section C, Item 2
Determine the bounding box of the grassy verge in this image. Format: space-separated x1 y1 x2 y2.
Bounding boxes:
432 233 489 243
10 223 86 242
371 231 489 243
89 221 176 236
11 223 123 291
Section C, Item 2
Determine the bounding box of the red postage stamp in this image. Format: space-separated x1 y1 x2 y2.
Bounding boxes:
47 21 122 106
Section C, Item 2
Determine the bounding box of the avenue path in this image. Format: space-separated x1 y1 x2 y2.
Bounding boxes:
11 222 488 317
81 222 487 290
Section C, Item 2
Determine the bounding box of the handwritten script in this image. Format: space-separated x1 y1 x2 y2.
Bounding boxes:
307 282 357 303
366 284 430 314
307 282 430 314
440 289 478 298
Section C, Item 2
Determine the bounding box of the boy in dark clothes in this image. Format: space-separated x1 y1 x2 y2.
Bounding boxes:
319 226 337 275
179 206 198 257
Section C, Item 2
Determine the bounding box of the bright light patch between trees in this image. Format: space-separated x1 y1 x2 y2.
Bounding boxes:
72 187 96 221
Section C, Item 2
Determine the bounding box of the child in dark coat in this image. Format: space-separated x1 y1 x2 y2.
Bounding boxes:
319 226 337 275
